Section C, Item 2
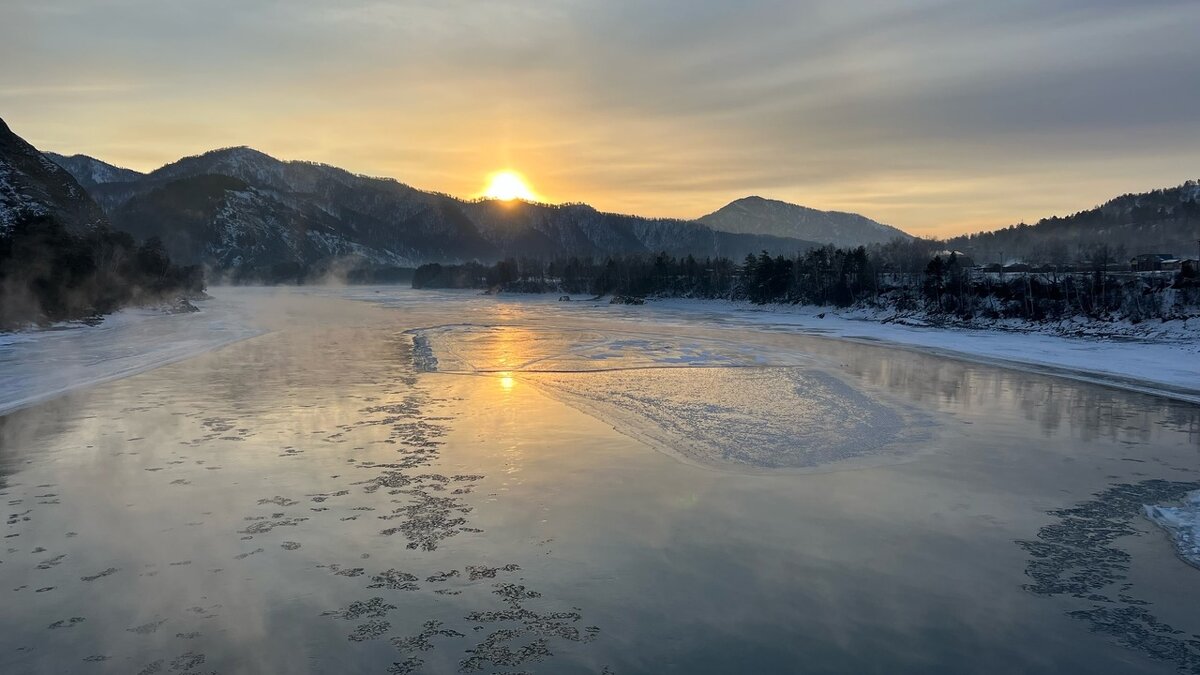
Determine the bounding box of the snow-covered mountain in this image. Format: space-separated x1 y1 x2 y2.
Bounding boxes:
108 173 417 273
0 120 107 236
0 117 201 326
699 196 910 248
53 146 818 276
44 152 144 189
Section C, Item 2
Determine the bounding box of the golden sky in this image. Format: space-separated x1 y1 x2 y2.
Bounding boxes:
3 0 1198 237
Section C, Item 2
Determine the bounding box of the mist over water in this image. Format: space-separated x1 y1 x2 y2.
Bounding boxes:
1 287 1198 674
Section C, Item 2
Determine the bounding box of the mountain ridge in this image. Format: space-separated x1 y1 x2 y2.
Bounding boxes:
945 180 1200 263
44 152 144 189
51 145 1200 273
52 147 821 277
698 195 911 248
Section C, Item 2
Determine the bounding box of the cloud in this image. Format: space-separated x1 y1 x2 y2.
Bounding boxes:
0 83 143 97
2 0 1198 235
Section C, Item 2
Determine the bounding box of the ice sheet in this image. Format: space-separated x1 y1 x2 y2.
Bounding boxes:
592 298 1200 405
408 323 925 472
408 323 811 374
0 296 264 414
342 288 1200 404
529 366 926 471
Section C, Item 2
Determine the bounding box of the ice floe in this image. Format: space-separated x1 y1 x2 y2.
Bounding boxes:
1144 490 1200 568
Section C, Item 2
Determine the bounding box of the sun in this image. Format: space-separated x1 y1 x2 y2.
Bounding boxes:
481 170 538 202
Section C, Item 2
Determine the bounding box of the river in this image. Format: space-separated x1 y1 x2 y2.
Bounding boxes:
1 287 1198 674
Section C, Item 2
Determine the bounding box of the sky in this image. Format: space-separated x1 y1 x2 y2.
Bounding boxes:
2 0 1198 237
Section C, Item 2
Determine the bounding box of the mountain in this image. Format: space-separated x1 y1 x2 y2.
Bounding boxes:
945 182 1200 264
698 196 910 248
0 120 107 236
44 152 144 189
50 146 819 278
0 117 201 326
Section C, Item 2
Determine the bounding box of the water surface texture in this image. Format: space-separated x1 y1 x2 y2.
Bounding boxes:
1 288 1198 674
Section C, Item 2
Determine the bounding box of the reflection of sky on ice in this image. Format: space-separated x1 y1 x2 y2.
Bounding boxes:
414 324 810 374
529 366 921 471
411 323 914 471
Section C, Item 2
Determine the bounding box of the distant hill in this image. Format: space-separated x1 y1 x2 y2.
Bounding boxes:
50 147 819 278
699 196 910 248
0 118 200 327
946 182 1200 264
44 152 144 189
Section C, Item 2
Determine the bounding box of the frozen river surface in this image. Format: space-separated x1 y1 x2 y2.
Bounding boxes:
1 287 1199 674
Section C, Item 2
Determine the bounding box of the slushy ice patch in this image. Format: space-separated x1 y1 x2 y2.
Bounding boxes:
531 366 918 470
409 324 924 471
410 333 438 372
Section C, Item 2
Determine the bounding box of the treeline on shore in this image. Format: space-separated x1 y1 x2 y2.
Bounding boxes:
0 214 204 328
413 242 1200 323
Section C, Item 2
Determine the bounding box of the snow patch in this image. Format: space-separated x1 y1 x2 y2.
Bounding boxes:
1144 491 1200 569
0 159 49 235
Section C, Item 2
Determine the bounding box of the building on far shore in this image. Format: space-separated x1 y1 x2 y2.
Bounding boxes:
1130 253 1180 272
